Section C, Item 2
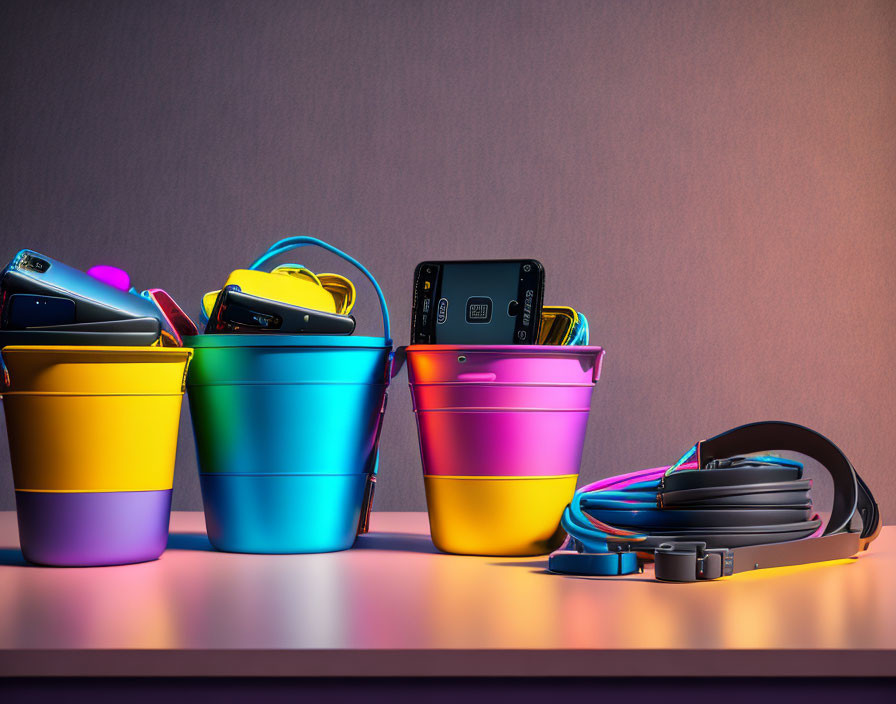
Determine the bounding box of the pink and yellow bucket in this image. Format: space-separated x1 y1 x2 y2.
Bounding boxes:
405 344 604 556
1 346 192 566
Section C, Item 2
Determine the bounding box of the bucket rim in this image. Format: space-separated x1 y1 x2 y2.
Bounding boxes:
0 345 192 358
406 344 604 355
185 334 392 349
423 474 580 481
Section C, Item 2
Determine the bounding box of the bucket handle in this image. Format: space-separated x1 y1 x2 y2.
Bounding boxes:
391 345 407 379
249 236 391 344
592 349 604 384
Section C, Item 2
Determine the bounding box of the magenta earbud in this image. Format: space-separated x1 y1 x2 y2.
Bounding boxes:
87 265 131 292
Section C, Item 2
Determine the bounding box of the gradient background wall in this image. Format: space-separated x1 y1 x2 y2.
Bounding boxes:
1 0 894 517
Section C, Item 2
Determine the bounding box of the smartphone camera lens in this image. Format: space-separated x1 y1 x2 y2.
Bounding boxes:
24 256 49 273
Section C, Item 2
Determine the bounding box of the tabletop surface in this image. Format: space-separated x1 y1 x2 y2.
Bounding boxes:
1 511 894 677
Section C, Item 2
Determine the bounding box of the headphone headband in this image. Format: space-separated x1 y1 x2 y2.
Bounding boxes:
697 421 879 541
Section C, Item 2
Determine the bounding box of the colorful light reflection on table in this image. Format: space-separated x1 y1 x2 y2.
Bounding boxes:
0 512 893 656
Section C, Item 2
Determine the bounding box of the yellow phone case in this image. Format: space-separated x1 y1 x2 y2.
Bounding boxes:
271 265 356 315
201 267 355 319
538 306 578 345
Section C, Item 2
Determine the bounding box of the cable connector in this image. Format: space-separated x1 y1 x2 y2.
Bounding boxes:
654 542 733 582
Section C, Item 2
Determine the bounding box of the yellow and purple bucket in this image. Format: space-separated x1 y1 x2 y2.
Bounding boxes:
405 344 604 556
1 346 192 566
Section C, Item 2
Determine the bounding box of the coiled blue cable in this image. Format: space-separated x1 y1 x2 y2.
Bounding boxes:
554 453 808 576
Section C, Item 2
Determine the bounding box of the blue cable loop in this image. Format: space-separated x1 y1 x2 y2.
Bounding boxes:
664 444 697 476
580 498 656 510
563 476 668 551
562 452 809 553
554 440 818 578
561 506 609 553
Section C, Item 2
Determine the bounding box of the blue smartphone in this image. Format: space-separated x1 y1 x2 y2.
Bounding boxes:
2 294 76 328
1 250 167 328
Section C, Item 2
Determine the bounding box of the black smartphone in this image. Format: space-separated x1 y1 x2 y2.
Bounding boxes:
0 316 162 347
204 287 357 335
411 259 545 344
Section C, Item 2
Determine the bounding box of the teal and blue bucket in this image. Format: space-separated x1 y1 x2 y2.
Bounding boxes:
185 238 393 553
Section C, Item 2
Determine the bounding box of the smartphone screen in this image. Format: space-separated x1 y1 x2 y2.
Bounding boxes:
412 259 544 345
2 294 76 329
1 250 163 325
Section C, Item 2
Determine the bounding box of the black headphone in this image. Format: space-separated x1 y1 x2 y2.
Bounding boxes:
549 421 881 582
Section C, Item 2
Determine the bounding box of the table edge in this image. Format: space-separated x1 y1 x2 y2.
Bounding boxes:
2 648 895 678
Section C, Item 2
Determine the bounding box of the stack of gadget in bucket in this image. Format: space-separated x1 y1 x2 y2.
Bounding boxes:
0 249 195 566
403 259 604 556
0 250 197 347
185 237 393 554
